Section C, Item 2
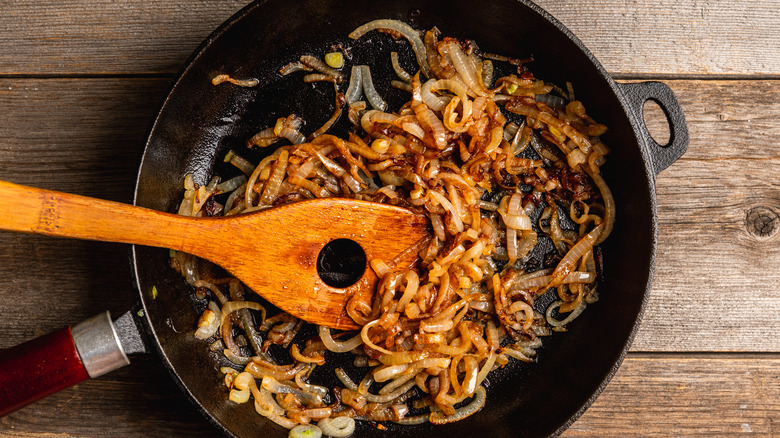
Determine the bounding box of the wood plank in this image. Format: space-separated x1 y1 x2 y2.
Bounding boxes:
0 78 169 348
628 80 780 351
1 354 778 437
0 78 169 197
0 1 250 75
564 355 780 437
0 1 778 76
539 0 780 78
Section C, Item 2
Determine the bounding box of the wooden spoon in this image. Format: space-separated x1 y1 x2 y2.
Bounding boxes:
0 180 430 330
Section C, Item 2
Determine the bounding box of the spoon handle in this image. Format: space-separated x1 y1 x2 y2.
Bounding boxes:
0 180 204 251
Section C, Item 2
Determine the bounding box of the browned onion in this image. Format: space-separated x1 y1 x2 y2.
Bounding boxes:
179 19 615 433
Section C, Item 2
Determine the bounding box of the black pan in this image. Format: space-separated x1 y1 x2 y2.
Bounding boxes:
132 0 687 436
2 0 687 436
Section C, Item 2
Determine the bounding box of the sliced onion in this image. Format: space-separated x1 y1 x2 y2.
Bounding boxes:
430 386 486 424
535 93 566 109
261 376 324 406
395 414 430 425
546 299 587 327
215 174 247 194
414 103 447 148
551 223 605 283
421 79 449 111
335 368 358 391
480 60 493 88
373 364 409 382
502 213 532 230
587 169 615 245
345 65 363 104
442 41 489 97
349 19 432 79
317 416 356 438
290 344 325 365
431 79 471 112
309 106 343 140
363 379 416 403
299 55 344 80
431 213 446 241
360 109 398 134
278 126 306 144
391 51 412 82
295 368 329 399
229 388 251 403
428 190 464 232
474 352 498 388
259 149 289 205
318 326 362 353
194 301 221 339
246 128 280 148
223 348 252 366
506 227 518 264
212 74 259 87
378 373 416 395
360 319 395 355
220 301 267 332
279 61 312 75
289 424 322 438
401 121 426 140
360 65 387 111
256 389 298 429
392 80 413 92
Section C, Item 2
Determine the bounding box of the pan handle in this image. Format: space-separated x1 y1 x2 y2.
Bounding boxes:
0 311 139 417
618 81 689 176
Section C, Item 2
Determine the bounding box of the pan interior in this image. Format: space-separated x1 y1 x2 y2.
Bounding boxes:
134 1 655 437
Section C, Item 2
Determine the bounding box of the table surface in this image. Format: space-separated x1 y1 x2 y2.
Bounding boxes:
1 1 779 436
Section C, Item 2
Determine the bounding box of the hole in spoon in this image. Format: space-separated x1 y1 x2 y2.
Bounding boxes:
316 238 367 288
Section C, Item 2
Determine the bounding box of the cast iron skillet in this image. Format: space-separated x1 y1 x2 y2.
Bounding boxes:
130 0 688 437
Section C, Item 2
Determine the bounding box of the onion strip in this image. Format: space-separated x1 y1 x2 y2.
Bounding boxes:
429 386 486 424
349 19 433 79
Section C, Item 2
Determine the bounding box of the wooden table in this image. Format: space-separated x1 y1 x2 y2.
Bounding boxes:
1 1 778 436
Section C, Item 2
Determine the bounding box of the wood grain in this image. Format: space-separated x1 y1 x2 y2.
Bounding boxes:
0 78 169 197
538 0 780 78
565 354 780 437
0 1 778 77
628 80 780 351
0 1 251 75
0 1 777 430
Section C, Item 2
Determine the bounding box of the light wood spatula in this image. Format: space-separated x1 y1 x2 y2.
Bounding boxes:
0 180 430 330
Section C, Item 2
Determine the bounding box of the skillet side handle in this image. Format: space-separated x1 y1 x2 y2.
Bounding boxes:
0 312 130 417
618 81 689 176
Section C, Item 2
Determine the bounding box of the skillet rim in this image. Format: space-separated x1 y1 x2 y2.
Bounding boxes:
130 0 660 436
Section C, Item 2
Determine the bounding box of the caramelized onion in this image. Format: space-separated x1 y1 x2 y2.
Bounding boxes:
180 20 616 433
430 386 486 424
318 326 363 353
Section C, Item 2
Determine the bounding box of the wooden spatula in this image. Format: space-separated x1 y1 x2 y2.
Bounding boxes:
0 180 430 330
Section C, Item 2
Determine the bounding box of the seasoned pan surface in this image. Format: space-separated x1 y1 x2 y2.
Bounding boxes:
133 0 686 436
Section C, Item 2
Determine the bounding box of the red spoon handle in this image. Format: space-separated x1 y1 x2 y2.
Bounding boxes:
0 312 132 417
0 326 89 417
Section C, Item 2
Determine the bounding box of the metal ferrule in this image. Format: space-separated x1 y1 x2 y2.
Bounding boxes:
71 311 131 378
